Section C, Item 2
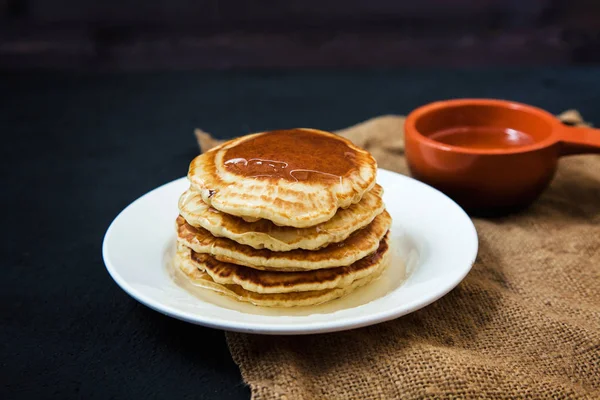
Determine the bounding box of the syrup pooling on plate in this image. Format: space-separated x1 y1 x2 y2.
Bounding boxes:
166 234 412 316
223 129 358 182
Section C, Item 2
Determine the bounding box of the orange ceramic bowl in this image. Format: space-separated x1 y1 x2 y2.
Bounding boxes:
404 99 600 215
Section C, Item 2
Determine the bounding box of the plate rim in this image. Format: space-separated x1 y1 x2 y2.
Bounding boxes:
102 168 478 335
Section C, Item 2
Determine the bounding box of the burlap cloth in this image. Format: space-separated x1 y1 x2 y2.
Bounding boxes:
196 111 600 399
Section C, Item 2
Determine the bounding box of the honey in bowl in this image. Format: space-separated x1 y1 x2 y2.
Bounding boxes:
428 126 535 149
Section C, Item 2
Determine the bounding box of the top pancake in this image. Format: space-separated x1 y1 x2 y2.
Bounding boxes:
187 128 378 228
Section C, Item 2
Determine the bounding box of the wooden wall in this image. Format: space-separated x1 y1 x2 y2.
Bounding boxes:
1 0 600 69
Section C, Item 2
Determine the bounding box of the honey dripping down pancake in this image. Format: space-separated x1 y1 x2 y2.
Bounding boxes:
176 210 392 271
178 184 385 251
187 128 378 227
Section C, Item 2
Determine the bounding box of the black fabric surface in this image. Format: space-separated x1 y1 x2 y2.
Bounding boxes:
2 68 600 399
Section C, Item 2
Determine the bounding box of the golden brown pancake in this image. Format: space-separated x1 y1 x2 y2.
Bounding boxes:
187 129 377 228
173 243 390 307
176 210 392 271
186 232 389 293
178 184 385 251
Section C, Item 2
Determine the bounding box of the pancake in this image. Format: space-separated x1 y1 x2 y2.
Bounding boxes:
187 128 377 228
173 243 390 307
185 231 389 293
176 210 392 271
178 184 385 251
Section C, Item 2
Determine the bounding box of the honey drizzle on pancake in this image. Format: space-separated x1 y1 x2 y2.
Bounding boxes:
223 129 358 182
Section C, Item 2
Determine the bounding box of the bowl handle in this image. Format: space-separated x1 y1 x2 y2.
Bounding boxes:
558 126 600 156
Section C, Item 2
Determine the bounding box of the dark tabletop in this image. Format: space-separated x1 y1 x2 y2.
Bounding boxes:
2 68 600 399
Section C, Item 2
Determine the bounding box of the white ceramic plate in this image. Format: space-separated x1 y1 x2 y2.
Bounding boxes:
103 169 478 335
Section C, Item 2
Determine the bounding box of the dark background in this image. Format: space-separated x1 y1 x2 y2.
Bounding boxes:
1 0 600 70
3 1 600 400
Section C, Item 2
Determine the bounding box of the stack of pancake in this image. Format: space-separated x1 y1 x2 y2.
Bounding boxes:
173 128 392 307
